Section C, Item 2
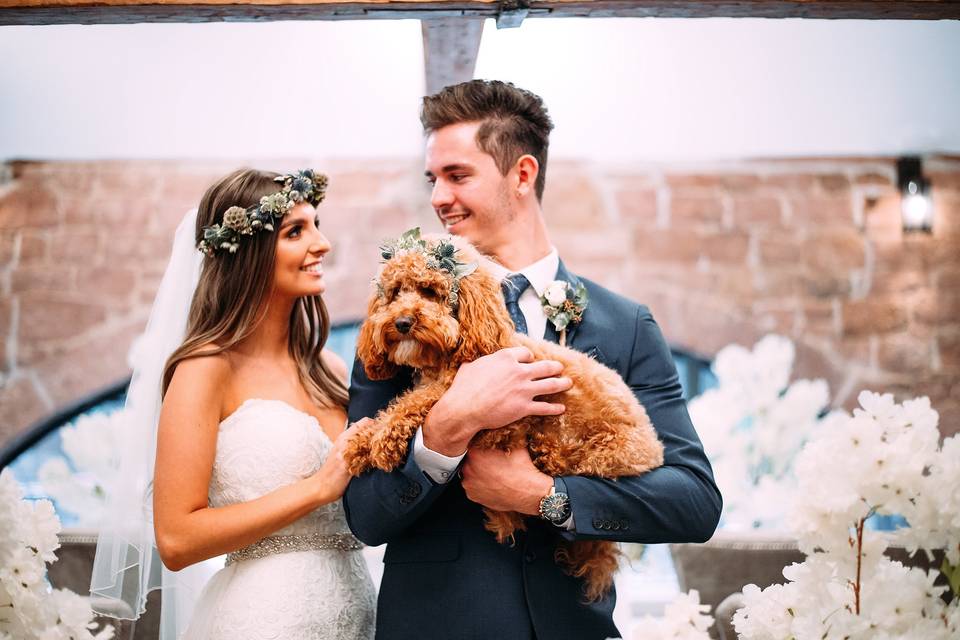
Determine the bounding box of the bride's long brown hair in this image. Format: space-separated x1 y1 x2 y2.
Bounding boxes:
162 168 348 409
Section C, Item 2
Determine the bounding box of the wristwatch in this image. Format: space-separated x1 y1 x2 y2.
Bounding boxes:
538 480 571 526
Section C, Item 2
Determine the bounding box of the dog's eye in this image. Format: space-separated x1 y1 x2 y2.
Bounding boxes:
419 286 439 300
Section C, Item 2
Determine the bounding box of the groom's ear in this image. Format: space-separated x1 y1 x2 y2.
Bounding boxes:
357 293 398 381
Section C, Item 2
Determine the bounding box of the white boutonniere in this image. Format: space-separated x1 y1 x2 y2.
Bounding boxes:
539 280 588 346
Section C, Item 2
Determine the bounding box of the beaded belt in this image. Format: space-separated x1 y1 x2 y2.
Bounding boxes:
226 532 364 566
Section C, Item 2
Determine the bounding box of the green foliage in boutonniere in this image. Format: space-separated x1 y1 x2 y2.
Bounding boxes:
377 227 478 311
540 280 588 345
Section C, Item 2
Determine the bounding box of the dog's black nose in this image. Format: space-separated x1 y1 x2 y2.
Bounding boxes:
395 316 414 334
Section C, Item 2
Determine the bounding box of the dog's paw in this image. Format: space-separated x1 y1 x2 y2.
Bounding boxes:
343 432 374 476
367 429 409 472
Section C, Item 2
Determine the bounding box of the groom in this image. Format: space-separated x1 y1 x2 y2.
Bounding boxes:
344 80 721 639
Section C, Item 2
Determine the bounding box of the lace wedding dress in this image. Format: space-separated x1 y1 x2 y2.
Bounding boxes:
181 398 376 640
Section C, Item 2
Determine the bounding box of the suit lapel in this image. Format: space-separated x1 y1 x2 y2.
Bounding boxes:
543 260 584 346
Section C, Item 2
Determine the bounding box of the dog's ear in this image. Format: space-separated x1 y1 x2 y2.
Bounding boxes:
356 291 399 381
453 267 514 363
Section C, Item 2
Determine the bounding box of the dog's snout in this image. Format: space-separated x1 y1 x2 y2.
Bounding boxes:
395 316 414 334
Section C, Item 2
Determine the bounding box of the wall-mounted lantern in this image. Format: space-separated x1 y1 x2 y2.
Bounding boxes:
897 156 933 233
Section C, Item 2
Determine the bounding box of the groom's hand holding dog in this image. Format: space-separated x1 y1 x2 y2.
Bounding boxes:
421 345 572 454
423 346 574 516
461 447 550 516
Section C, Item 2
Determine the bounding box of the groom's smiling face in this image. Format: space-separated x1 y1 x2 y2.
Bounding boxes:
424 121 517 256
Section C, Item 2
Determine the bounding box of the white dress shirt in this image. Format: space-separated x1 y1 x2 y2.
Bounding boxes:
412 249 575 529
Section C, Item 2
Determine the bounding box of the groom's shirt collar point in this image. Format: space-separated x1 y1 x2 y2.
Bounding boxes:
483 247 560 296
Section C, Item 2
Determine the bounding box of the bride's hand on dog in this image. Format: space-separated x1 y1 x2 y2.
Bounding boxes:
312 418 371 503
423 346 572 456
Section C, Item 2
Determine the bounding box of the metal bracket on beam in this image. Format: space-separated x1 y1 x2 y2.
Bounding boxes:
496 0 528 28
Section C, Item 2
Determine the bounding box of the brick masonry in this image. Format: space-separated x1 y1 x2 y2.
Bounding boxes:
0 157 957 445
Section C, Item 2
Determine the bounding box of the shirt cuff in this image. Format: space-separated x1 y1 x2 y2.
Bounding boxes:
412 426 465 484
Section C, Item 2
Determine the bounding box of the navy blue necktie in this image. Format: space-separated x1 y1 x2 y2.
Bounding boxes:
501 273 530 335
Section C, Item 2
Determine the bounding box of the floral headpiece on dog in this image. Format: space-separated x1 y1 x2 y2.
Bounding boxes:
377 227 478 311
197 169 329 257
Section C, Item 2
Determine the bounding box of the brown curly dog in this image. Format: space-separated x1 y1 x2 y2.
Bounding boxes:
344 235 664 601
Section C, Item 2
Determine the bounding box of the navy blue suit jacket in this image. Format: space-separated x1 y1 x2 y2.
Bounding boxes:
344 261 722 640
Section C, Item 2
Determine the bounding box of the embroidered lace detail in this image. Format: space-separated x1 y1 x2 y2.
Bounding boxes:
182 398 376 640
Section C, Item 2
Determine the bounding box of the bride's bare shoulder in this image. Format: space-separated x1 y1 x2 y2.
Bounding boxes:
168 344 233 394
321 348 348 383
160 349 234 430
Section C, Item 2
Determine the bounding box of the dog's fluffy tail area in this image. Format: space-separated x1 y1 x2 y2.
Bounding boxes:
483 508 527 545
554 539 621 602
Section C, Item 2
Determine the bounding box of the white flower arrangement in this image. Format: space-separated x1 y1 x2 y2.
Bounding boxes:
688 334 843 530
0 469 114 640
539 280 588 346
37 409 126 527
543 281 567 307
732 391 960 640
610 590 715 640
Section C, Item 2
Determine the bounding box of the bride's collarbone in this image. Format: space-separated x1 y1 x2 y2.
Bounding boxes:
222 359 344 433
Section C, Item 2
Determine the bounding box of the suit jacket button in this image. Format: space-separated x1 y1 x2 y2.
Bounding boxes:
524 550 536 563
619 520 628 531
592 518 604 530
408 483 422 497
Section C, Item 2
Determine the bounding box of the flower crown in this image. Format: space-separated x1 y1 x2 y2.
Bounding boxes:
377 227 478 310
197 169 329 257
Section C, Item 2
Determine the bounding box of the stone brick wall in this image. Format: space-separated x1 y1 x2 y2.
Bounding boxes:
1 157 957 446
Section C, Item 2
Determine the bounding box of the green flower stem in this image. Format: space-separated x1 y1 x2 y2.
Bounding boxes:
853 517 865 615
941 557 960 598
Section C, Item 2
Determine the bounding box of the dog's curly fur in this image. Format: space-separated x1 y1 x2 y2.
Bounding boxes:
344 237 664 601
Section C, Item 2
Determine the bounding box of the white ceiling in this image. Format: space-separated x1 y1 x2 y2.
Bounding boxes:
1 17 958 161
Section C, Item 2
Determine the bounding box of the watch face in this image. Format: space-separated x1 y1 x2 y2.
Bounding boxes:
541 492 571 524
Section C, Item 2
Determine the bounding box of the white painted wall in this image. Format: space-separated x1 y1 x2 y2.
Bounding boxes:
1 17 958 161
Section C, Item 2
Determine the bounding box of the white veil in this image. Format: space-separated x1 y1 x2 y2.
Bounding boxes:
90 208 220 640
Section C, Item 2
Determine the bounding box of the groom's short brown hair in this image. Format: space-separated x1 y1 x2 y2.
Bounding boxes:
420 80 554 201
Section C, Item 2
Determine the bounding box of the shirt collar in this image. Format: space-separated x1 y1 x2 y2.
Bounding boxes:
483 248 560 297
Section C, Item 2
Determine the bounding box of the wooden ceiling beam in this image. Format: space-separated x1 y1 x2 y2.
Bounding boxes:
422 18 485 95
2 1 958 26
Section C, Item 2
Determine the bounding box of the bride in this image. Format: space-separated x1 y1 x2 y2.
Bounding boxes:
90 168 376 639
